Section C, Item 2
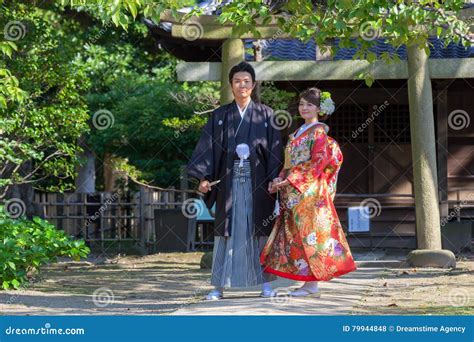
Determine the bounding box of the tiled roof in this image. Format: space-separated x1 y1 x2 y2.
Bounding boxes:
149 0 474 62
258 38 473 61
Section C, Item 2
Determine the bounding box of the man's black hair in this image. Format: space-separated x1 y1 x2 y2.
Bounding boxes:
228 61 256 84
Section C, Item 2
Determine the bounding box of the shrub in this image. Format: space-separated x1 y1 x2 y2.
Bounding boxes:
0 207 90 290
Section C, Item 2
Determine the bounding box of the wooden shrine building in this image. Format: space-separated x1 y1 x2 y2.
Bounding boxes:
145 2 474 251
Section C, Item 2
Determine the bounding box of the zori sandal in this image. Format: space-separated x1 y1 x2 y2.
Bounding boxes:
205 290 224 300
290 288 321 298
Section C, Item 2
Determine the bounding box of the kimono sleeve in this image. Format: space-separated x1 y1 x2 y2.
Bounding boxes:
266 107 284 180
186 115 215 182
324 139 343 200
286 126 329 194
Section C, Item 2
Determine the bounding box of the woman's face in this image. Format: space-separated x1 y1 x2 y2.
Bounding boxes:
298 98 319 120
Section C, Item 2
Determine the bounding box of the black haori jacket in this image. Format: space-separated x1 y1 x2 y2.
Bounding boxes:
187 100 284 237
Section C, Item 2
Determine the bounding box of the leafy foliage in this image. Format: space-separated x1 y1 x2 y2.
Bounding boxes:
260 82 296 110
0 207 90 290
86 66 220 188
216 1 471 50
2 0 471 192
0 1 218 191
0 3 91 196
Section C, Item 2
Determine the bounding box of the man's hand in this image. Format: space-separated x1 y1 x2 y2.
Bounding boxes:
268 177 280 194
269 177 284 194
198 180 212 193
268 181 275 194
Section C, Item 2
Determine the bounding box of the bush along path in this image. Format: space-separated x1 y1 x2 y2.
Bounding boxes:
0 207 90 290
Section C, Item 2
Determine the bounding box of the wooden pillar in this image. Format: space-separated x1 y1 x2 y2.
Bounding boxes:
180 165 188 191
368 117 375 193
436 81 450 219
139 185 147 255
406 43 442 250
220 38 245 105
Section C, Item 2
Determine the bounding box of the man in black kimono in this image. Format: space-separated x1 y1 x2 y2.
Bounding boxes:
187 61 284 300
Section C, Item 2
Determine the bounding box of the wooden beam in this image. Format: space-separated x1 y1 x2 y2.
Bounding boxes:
177 58 474 82
172 25 289 40
160 9 290 39
160 9 283 27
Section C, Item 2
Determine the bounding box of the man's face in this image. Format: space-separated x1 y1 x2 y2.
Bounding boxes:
231 71 255 100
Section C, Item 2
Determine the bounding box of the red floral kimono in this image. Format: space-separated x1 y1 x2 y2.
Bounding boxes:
260 122 356 281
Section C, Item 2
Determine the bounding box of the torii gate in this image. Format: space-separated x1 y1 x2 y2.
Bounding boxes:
160 9 474 268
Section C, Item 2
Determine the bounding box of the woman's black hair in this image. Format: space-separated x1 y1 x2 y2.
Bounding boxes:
299 87 321 107
299 87 329 121
228 61 256 84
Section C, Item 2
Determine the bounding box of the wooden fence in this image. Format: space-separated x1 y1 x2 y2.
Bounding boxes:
33 187 195 254
33 187 474 253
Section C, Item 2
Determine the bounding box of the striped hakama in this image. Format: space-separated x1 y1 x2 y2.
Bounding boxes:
210 160 275 288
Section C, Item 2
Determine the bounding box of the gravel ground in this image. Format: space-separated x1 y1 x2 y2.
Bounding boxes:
352 256 474 315
0 252 472 316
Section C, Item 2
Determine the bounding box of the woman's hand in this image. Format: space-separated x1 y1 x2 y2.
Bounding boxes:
273 179 290 190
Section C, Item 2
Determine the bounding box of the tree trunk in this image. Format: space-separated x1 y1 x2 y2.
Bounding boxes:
103 152 118 192
75 142 96 193
406 43 442 250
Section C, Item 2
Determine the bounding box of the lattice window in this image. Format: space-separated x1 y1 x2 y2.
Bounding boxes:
372 104 411 144
327 104 369 143
327 103 411 144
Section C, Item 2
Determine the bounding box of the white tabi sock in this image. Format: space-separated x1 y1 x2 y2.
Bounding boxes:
262 282 272 292
300 281 318 292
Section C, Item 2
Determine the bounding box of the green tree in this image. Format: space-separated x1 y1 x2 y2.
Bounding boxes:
86 65 219 189
1 3 91 205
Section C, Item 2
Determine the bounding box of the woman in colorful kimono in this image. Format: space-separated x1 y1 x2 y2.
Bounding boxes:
260 87 357 297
